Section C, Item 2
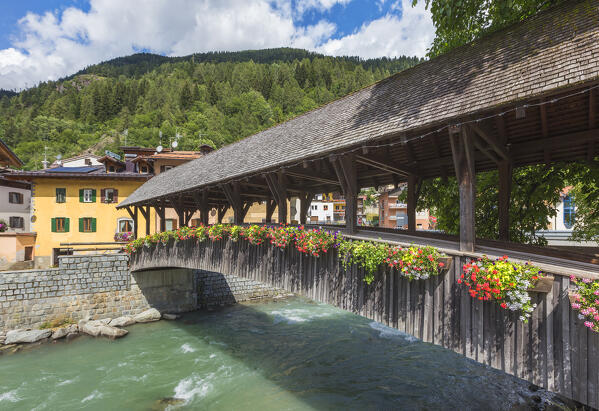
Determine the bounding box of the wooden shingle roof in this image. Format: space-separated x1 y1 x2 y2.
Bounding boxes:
119 0 599 208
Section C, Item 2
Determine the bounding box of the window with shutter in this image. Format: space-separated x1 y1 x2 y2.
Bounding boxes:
82 188 95 203
55 217 67 232
103 188 116 203
64 218 70 232
80 217 94 232
51 218 56 232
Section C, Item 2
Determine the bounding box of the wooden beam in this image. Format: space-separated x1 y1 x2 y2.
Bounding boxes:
589 89 597 162
221 182 244 224
154 205 166 232
193 190 209 226
265 171 288 223
407 175 417 232
138 205 151 236
469 122 510 162
472 133 501 164
217 204 229 223
355 154 417 176
332 154 358 233
284 170 339 186
265 198 276 223
498 160 512 241
541 102 551 164
125 206 139 239
299 191 314 225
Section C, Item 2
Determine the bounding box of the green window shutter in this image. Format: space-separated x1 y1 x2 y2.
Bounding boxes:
79 218 84 232
51 218 56 232
91 189 97 202
92 218 97 232
65 218 70 232
79 189 84 202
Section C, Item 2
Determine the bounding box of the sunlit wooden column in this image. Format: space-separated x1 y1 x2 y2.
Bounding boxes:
450 125 476 252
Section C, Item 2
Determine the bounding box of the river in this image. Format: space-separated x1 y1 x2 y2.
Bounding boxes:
0 296 561 410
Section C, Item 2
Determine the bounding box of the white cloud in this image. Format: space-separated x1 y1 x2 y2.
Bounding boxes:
294 0 352 16
318 0 434 58
0 0 433 90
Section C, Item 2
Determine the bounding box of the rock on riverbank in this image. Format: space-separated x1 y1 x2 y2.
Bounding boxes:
2 308 172 353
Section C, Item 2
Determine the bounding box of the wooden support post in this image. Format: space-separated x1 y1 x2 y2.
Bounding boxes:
221 182 243 224
331 153 358 233
194 190 209 226
138 205 151 236
265 199 276 223
498 160 512 241
265 172 287 224
125 206 139 239
589 88 597 163
407 175 417 232
299 191 313 225
217 204 229 223
450 125 476 252
154 205 166 232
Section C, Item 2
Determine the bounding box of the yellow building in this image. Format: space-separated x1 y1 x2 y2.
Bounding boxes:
6 160 152 267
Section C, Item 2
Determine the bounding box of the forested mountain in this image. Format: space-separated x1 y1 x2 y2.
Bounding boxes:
0 48 422 170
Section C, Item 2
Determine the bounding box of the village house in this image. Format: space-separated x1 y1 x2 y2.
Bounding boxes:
5 152 153 267
0 138 36 270
378 186 431 230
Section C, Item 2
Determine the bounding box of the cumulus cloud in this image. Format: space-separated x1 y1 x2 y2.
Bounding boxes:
318 0 434 58
0 0 433 90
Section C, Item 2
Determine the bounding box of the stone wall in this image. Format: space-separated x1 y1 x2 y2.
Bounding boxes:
0 254 149 331
197 270 284 307
0 254 288 332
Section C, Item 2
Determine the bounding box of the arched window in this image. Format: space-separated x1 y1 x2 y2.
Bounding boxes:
563 195 575 229
117 218 134 233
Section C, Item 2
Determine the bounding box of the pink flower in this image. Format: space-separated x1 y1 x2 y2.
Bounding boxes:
570 275 577 281
583 278 592 284
585 321 594 328
594 289 599 296
572 303 581 309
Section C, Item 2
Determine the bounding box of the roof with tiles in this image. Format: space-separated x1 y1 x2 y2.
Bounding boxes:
119 0 599 208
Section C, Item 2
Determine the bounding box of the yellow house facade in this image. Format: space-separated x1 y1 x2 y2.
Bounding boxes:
7 168 152 268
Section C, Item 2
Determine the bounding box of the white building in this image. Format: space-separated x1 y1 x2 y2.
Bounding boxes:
50 153 101 168
0 176 31 232
307 194 334 224
537 188 598 248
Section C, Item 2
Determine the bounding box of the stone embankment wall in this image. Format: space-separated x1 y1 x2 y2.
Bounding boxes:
0 254 286 332
0 255 149 331
198 271 283 307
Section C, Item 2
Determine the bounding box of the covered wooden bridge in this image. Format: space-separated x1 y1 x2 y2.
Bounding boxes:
120 2 599 406
119 0 599 256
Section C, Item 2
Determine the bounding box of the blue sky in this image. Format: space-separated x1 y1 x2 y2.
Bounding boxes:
0 0 434 90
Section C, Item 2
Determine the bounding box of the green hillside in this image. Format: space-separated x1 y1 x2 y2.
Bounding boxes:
0 48 422 170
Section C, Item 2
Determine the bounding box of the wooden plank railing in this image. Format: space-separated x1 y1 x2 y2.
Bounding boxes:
130 237 598 408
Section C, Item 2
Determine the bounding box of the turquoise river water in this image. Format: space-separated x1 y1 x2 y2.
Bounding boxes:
0 297 562 410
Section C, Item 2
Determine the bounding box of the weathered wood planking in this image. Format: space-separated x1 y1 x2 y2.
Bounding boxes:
130 238 598 408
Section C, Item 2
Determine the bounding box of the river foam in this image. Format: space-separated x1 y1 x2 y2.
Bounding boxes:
270 308 334 324
173 373 214 404
369 321 419 342
0 389 20 403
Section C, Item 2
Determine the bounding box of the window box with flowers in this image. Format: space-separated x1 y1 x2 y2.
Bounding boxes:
568 276 599 333
460 256 553 322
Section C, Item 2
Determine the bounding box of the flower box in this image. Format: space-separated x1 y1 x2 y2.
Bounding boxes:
527 275 554 293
